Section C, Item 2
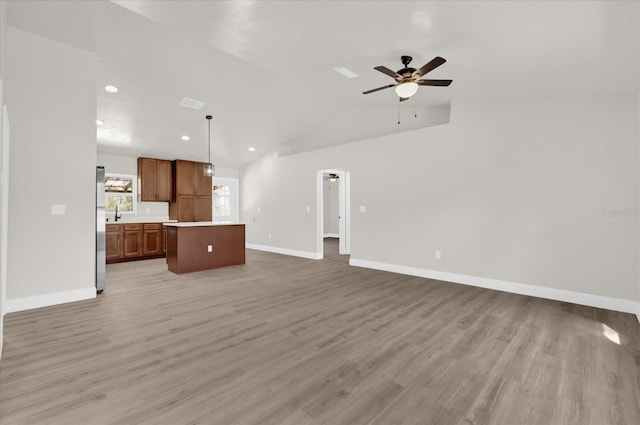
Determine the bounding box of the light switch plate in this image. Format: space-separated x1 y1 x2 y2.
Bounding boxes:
207 245 213 252
51 204 66 215
359 205 366 213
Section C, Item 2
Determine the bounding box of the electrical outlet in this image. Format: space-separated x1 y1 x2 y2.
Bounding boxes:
306 206 310 213
268 233 272 240
435 250 442 260
207 245 213 252
359 205 366 213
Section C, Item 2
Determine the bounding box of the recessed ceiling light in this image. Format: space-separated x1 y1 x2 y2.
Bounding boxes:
248 147 256 152
181 135 190 141
104 84 119 93
333 67 358 78
96 119 104 126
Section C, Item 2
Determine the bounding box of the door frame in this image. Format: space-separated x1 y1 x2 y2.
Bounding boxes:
317 169 350 257
1 102 10 357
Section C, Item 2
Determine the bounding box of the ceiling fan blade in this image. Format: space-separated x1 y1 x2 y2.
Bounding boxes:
414 56 446 77
374 66 401 79
399 97 409 102
417 79 453 87
362 84 396 95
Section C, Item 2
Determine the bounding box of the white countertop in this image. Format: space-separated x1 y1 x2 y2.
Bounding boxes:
164 222 245 227
105 218 177 224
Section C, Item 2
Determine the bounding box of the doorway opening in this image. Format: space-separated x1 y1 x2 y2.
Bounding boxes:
317 169 350 258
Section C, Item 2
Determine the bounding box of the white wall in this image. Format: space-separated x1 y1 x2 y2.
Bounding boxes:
637 3 640 321
0 0 7 355
5 27 96 305
323 179 339 236
242 96 639 306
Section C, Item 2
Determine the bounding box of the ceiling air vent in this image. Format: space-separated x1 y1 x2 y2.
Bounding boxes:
180 97 205 110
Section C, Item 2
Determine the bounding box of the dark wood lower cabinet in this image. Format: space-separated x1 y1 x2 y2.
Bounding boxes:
123 224 143 258
106 222 168 264
143 223 162 255
106 224 123 261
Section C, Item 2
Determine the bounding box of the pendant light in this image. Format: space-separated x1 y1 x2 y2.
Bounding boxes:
204 115 215 177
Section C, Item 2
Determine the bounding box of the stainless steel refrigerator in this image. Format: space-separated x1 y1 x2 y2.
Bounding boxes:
96 166 106 293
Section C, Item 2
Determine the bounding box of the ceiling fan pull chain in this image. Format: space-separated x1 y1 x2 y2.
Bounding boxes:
397 102 400 125
414 96 417 118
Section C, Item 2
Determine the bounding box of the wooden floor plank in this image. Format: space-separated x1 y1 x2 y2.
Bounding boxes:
1 239 639 425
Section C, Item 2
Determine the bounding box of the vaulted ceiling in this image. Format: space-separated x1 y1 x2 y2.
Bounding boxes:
6 1 640 168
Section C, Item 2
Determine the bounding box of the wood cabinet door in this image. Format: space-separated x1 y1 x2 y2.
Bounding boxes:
194 195 212 222
138 158 157 201
194 163 212 196
175 160 195 195
106 229 123 260
177 194 195 222
161 226 167 254
143 229 161 255
155 160 172 201
123 229 142 257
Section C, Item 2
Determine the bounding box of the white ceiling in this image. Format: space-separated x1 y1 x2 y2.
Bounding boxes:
7 0 640 168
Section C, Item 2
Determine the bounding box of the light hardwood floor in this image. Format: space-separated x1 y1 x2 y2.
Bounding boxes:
1 239 639 425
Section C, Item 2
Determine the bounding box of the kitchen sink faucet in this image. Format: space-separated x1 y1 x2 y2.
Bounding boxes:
114 203 122 222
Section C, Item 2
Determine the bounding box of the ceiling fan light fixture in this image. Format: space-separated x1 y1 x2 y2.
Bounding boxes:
395 81 418 98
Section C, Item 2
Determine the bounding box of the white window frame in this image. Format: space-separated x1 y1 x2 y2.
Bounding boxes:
212 177 239 223
105 173 137 215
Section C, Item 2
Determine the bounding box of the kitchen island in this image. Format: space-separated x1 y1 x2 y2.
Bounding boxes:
164 222 245 274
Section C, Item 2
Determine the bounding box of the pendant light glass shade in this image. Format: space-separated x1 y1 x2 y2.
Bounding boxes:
204 115 215 177
203 163 214 177
394 81 418 98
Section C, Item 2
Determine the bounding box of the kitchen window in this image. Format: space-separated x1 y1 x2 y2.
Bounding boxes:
105 173 137 214
213 178 239 223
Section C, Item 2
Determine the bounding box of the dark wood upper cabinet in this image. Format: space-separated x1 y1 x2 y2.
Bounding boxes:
155 160 172 201
170 160 212 222
194 166 211 196
138 157 172 202
174 159 195 197
194 195 213 222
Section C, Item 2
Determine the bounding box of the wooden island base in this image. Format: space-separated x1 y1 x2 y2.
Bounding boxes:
165 223 245 274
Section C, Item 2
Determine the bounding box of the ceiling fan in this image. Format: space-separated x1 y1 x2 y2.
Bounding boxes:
323 173 339 182
363 55 452 101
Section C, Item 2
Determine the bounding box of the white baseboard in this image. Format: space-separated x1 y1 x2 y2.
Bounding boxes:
6 287 96 313
323 233 339 238
349 258 640 320
246 243 322 260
